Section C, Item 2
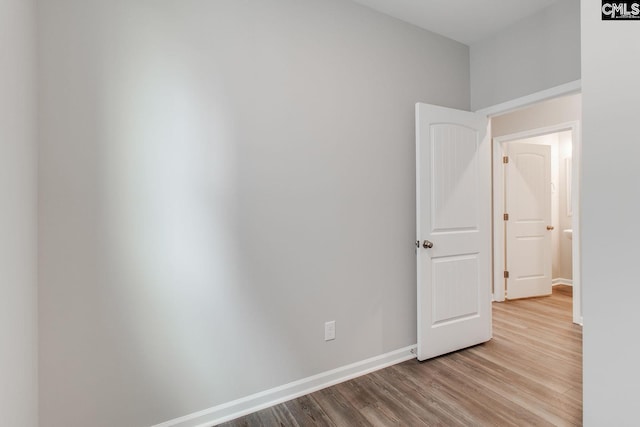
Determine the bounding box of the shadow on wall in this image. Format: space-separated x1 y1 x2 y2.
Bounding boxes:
37 0 473 425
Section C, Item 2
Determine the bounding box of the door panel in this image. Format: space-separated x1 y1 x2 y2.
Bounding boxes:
416 103 491 361
432 255 479 325
505 143 552 299
431 124 479 232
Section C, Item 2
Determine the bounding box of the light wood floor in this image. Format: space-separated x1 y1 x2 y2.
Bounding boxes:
219 285 582 426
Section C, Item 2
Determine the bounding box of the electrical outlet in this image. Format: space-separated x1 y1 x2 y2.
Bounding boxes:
324 321 335 341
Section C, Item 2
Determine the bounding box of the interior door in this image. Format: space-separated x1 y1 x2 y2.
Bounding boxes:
416 103 492 361
505 142 552 299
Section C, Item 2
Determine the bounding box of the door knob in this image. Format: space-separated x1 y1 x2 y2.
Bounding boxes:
422 240 434 249
546 226 554 230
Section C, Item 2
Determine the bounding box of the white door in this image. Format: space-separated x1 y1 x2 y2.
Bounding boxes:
505 142 552 299
416 103 492 361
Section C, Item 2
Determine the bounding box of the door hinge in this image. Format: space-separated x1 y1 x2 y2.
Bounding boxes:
503 156 509 164
503 213 509 221
504 270 510 279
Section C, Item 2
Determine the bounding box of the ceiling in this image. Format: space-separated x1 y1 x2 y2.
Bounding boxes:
350 0 561 45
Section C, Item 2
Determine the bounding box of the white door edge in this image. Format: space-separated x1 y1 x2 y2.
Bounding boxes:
491 121 582 325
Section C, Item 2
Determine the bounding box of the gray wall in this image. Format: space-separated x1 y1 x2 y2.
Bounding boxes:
37 0 469 425
470 0 581 111
0 0 38 426
582 3 640 424
491 94 581 138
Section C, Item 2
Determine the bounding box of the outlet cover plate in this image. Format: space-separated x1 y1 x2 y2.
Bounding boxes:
324 321 335 341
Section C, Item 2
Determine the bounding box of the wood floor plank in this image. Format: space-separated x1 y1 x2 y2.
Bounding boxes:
439 351 579 426
282 395 335 426
310 385 370 426
217 287 582 426
368 368 466 426
333 375 425 426
455 349 581 415
398 357 532 427
388 362 486 426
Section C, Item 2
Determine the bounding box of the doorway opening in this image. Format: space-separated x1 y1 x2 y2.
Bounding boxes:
489 94 582 325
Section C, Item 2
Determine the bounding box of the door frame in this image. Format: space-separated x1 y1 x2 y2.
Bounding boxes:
492 121 582 325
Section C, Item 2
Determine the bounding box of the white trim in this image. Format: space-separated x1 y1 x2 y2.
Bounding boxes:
552 278 573 287
491 121 582 325
476 80 581 117
570 121 582 326
492 135 506 303
152 345 417 427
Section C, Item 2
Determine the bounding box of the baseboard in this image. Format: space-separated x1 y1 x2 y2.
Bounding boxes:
552 278 573 286
153 345 417 427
